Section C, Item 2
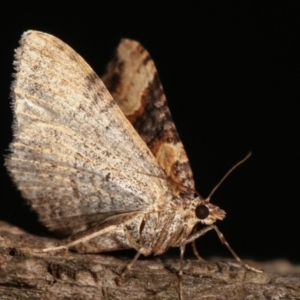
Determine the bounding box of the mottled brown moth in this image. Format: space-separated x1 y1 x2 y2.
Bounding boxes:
6 31 260 299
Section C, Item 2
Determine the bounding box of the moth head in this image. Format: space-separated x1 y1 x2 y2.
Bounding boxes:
194 198 226 225
192 152 251 225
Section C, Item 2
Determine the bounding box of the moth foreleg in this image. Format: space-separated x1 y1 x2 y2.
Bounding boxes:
183 225 262 273
212 225 262 273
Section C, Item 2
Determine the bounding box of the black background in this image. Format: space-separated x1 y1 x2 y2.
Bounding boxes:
1 2 299 264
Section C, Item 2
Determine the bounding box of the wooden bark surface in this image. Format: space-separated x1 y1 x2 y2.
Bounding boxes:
0 221 299 300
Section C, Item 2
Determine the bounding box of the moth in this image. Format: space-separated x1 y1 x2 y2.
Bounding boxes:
6 31 260 298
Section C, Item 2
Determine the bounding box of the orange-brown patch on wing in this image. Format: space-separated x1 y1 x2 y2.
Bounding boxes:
102 39 155 119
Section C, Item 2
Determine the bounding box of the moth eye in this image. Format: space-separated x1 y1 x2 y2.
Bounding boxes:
195 205 209 220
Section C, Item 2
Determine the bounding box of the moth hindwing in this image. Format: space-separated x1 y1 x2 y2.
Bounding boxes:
6 30 260 299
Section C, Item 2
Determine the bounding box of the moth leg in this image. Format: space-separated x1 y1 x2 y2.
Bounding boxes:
20 224 118 254
20 244 69 254
212 225 262 273
191 226 205 261
117 226 147 285
117 248 144 285
183 225 262 273
179 243 186 300
191 240 205 261
177 225 214 295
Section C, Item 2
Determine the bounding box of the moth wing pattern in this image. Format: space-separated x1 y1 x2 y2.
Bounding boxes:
6 31 173 236
102 39 195 197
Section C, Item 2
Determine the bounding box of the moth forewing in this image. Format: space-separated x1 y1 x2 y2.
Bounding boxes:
7 30 172 236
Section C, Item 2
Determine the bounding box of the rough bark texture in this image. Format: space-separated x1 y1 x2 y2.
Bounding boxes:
0 221 299 300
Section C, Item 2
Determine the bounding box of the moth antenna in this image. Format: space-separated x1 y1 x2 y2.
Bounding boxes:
206 152 252 201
